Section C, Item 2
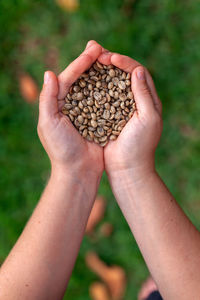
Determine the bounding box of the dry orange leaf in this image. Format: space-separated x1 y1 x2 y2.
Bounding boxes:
56 0 79 12
86 252 126 300
86 195 106 234
100 222 113 237
19 74 39 103
90 282 111 300
105 266 126 300
86 252 107 278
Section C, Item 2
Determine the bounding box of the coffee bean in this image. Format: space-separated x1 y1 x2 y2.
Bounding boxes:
112 130 120 136
109 69 116 77
97 127 104 136
94 91 102 101
76 92 84 100
127 91 134 99
91 113 97 120
77 115 84 124
79 79 86 88
125 79 131 86
113 101 120 107
110 135 117 141
82 129 87 137
104 103 110 110
112 77 119 86
64 103 72 110
99 140 108 147
103 110 110 120
62 62 136 146
91 120 98 128
118 81 126 90
99 136 108 142
62 107 69 115
119 93 127 101
108 82 114 89
73 85 81 92
96 61 103 69
118 120 126 127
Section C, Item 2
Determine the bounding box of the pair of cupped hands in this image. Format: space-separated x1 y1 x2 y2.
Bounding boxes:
38 40 163 184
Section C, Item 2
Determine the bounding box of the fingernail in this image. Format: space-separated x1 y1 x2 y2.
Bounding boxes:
102 49 111 54
100 51 111 58
86 40 94 49
44 71 50 84
136 68 145 80
102 47 109 53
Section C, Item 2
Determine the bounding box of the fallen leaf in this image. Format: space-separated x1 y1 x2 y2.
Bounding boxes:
105 266 126 300
86 252 126 300
180 124 198 139
86 195 106 234
19 74 39 103
100 222 113 237
86 252 106 278
56 0 79 12
90 282 111 300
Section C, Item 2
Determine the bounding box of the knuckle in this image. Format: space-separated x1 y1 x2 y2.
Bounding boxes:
39 91 45 102
37 122 42 135
37 119 48 131
155 97 162 114
140 84 150 96
80 53 93 64
40 92 45 102
152 113 162 126
159 101 163 114
37 119 47 132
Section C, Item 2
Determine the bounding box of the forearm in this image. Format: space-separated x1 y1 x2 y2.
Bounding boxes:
109 169 200 300
0 168 101 300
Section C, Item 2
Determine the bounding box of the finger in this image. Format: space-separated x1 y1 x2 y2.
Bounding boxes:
132 66 155 116
145 69 162 116
39 71 58 119
88 40 113 65
111 53 141 73
85 40 98 49
86 40 106 53
86 40 112 64
86 40 110 63
58 43 102 99
58 99 65 112
111 53 162 115
98 46 113 65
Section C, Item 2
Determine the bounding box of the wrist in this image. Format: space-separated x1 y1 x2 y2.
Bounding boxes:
107 163 156 190
50 163 102 191
108 169 159 207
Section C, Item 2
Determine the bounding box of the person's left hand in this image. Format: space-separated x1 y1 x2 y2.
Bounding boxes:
37 41 104 179
96 43 162 183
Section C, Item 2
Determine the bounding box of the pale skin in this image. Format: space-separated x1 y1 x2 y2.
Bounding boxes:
0 41 104 300
0 40 200 300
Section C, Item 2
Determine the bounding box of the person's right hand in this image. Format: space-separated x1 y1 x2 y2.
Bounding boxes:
97 50 163 183
38 41 104 181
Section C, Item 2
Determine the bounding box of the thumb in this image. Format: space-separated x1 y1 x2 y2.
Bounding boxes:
39 71 58 119
132 66 155 116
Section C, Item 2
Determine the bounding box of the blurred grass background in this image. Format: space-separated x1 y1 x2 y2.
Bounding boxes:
0 0 200 299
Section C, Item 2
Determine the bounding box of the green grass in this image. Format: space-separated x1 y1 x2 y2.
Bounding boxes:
0 0 200 299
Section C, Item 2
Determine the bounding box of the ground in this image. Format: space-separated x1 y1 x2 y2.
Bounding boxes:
0 0 200 299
